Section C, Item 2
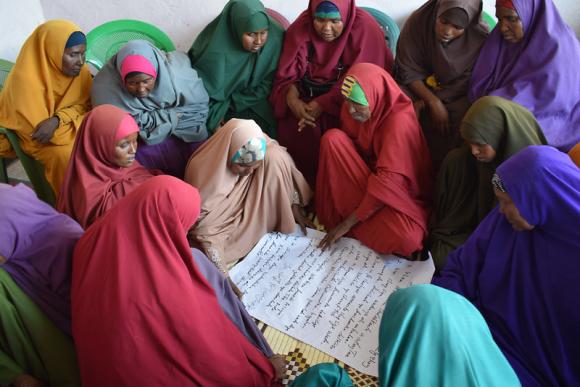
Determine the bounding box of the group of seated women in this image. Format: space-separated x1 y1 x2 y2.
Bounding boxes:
0 0 579 385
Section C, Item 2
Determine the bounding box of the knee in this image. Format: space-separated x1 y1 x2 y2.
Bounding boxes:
320 129 349 150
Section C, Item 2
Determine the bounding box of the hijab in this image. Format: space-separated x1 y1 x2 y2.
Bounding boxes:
0 20 92 137
433 146 580 386
0 183 83 335
92 40 209 145
396 0 488 103
189 0 284 132
339 63 433 232
57 104 159 229
468 0 580 151
71 176 277 386
380 285 520 387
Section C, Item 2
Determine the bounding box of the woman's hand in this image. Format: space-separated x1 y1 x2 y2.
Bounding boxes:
426 98 451 136
286 84 316 131
319 213 358 251
292 204 316 235
31 116 59 144
413 99 425 119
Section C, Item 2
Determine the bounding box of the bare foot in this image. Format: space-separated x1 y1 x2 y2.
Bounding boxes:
11 374 46 387
269 354 287 380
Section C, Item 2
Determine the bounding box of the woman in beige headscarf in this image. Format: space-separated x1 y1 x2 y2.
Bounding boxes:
185 118 312 290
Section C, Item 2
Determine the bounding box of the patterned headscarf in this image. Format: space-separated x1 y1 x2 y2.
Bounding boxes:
341 75 369 106
491 173 507 192
231 137 267 164
314 1 341 19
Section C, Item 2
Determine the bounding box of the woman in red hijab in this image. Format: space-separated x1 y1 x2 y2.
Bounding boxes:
317 63 433 257
57 104 160 229
270 0 393 187
71 176 280 386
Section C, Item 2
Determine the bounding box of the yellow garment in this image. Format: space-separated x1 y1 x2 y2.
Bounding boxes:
0 20 92 194
569 143 580 167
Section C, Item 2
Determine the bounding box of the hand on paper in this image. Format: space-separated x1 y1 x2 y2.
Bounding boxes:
31 116 59 144
292 204 316 235
319 213 358 251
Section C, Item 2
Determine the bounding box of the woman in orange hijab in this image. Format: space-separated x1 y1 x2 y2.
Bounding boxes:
0 20 92 195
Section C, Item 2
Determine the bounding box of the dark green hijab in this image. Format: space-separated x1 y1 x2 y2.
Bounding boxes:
460 96 548 161
189 0 284 136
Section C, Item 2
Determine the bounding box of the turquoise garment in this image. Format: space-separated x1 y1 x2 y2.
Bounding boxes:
290 363 353 387
379 285 520 387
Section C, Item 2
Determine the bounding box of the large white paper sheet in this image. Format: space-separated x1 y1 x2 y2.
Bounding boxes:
230 229 435 377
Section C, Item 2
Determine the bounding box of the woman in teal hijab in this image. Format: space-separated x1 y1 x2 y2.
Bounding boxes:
189 0 284 137
291 285 520 386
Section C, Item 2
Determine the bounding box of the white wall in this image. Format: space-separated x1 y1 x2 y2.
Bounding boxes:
1 0 45 61
4 0 579 56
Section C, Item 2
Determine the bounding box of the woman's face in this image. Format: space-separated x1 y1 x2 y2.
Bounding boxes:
434 17 466 44
61 44 86 77
229 159 263 177
496 7 524 43
313 17 344 42
241 29 269 52
494 188 535 231
468 142 497 163
114 132 138 167
346 100 371 123
124 73 156 98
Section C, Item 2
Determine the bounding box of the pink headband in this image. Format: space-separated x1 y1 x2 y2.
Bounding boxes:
115 114 140 141
120 54 157 80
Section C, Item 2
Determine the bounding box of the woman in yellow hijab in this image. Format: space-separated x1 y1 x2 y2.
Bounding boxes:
0 20 92 195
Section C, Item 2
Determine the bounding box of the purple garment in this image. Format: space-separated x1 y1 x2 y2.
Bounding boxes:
0 183 83 335
136 135 204 178
190 247 273 357
468 0 580 151
433 146 580 386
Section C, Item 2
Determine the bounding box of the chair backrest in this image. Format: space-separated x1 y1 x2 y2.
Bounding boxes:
0 59 13 90
0 59 56 205
266 8 290 30
360 7 400 56
482 11 497 30
86 19 176 71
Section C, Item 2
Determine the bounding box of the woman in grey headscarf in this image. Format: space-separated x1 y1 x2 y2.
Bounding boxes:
92 40 210 177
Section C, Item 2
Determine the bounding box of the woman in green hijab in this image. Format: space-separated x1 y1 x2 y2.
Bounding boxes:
189 0 284 137
291 285 520 386
429 96 547 270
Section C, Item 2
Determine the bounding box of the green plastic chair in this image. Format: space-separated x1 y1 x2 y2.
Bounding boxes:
0 59 56 205
86 19 176 71
483 11 497 30
361 7 400 56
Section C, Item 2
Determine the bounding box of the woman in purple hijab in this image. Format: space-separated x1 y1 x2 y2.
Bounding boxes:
433 145 580 386
469 0 580 151
1 183 82 335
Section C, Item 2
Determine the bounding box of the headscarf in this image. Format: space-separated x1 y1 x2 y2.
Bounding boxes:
314 1 341 19
71 176 277 386
189 0 284 133
433 146 580 386
460 96 548 218
64 31 86 48
57 104 159 229
496 0 516 10
119 54 157 80
395 0 488 103
461 96 547 157
379 285 520 387
0 183 83 335
92 40 209 145
341 75 368 106
270 0 393 117
0 20 92 147
231 137 267 163
339 63 433 232
468 0 580 151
